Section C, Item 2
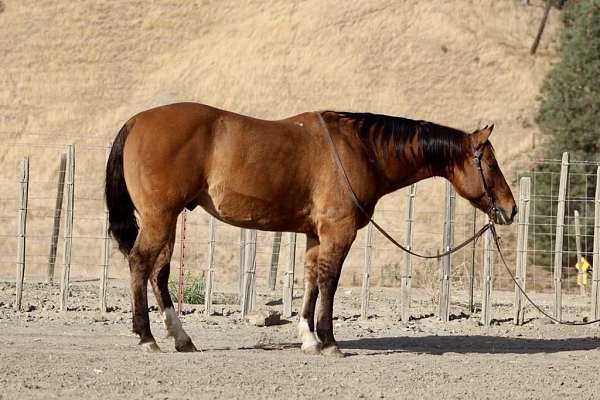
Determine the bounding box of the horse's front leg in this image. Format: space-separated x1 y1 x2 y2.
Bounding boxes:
315 223 356 357
298 235 321 355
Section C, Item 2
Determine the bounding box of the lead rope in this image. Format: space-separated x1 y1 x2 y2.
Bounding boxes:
317 112 600 326
490 223 600 326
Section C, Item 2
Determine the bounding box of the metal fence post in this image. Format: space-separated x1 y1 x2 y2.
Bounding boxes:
591 166 600 322
204 216 216 315
574 210 584 296
401 184 416 321
514 177 530 325
15 157 29 312
99 144 111 313
241 229 257 317
47 153 66 283
439 182 455 322
481 215 494 326
282 232 297 318
361 223 374 320
60 145 75 312
239 229 246 303
268 232 282 290
553 152 569 321
177 210 187 315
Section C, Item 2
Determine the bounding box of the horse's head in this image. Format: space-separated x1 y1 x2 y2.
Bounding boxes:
451 125 517 225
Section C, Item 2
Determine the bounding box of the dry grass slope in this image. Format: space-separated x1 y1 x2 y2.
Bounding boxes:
0 0 561 283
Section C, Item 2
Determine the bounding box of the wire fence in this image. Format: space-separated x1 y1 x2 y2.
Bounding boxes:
1 143 599 323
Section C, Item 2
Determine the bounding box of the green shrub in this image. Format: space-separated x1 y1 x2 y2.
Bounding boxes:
532 0 600 268
168 273 205 304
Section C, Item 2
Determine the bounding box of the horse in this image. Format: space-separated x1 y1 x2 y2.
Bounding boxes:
105 102 517 356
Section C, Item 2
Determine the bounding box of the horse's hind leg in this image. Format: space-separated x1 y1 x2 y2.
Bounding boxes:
298 235 321 355
149 228 197 352
128 213 175 352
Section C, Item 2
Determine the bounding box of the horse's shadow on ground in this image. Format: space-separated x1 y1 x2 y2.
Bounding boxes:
338 335 600 356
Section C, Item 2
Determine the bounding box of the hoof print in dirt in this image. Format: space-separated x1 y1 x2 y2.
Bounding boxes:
246 310 282 327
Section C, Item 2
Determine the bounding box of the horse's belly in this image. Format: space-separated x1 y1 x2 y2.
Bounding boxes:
199 184 312 232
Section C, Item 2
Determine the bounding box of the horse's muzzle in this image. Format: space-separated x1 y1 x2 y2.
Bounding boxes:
492 205 517 225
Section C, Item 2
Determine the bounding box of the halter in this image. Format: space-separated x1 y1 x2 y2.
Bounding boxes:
473 145 499 219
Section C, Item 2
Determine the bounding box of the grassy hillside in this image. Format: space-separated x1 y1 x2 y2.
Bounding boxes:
0 1 561 285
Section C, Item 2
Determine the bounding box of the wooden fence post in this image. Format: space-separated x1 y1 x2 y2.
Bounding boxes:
481 215 494 326
574 210 585 296
241 229 257 317
591 166 600 322
553 152 569 321
15 157 29 312
439 182 455 322
282 232 297 318
47 153 66 283
239 229 246 303
268 232 282 290
177 210 187 315
60 145 75 312
514 177 531 325
401 184 416 321
361 222 374 320
469 208 477 313
204 216 216 315
99 144 111 313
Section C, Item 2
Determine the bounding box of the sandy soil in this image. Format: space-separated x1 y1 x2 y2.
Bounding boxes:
1 281 599 400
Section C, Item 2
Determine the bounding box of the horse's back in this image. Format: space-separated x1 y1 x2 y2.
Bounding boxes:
121 103 326 231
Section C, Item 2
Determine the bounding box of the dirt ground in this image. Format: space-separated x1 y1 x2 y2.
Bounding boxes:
1 281 599 400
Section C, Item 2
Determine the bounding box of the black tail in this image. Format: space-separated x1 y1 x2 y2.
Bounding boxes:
105 121 138 256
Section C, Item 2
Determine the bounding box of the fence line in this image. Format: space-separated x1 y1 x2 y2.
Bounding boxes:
4 144 600 326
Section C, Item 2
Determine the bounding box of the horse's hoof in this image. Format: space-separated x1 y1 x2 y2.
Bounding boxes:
321 345 345 358
140 341 161 353
301 343 322 355
175 339 198 353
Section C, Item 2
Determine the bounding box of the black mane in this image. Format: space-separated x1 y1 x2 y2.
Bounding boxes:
331 111 468 175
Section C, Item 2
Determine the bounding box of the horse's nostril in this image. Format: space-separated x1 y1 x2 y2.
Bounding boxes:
512 205 518 219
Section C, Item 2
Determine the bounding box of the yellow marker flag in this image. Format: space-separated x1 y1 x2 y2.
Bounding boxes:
575 257 591 286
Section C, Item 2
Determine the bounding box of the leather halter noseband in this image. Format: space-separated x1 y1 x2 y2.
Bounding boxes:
473 145 499 219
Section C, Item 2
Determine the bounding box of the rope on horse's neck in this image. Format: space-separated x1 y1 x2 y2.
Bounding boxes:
317 111 600 326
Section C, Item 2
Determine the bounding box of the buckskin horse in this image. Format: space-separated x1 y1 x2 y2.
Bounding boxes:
105 102 517 356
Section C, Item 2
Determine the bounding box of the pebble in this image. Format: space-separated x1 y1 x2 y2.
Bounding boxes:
246 310 281 327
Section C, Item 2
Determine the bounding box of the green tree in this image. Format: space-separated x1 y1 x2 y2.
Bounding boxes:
532 0 600 269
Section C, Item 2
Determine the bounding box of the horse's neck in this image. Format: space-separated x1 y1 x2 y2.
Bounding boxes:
373 141 440 196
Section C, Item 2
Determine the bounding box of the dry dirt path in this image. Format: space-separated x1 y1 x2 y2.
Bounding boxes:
1 282 599 400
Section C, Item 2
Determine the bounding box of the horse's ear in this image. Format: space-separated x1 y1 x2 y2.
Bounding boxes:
471 124 494 149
